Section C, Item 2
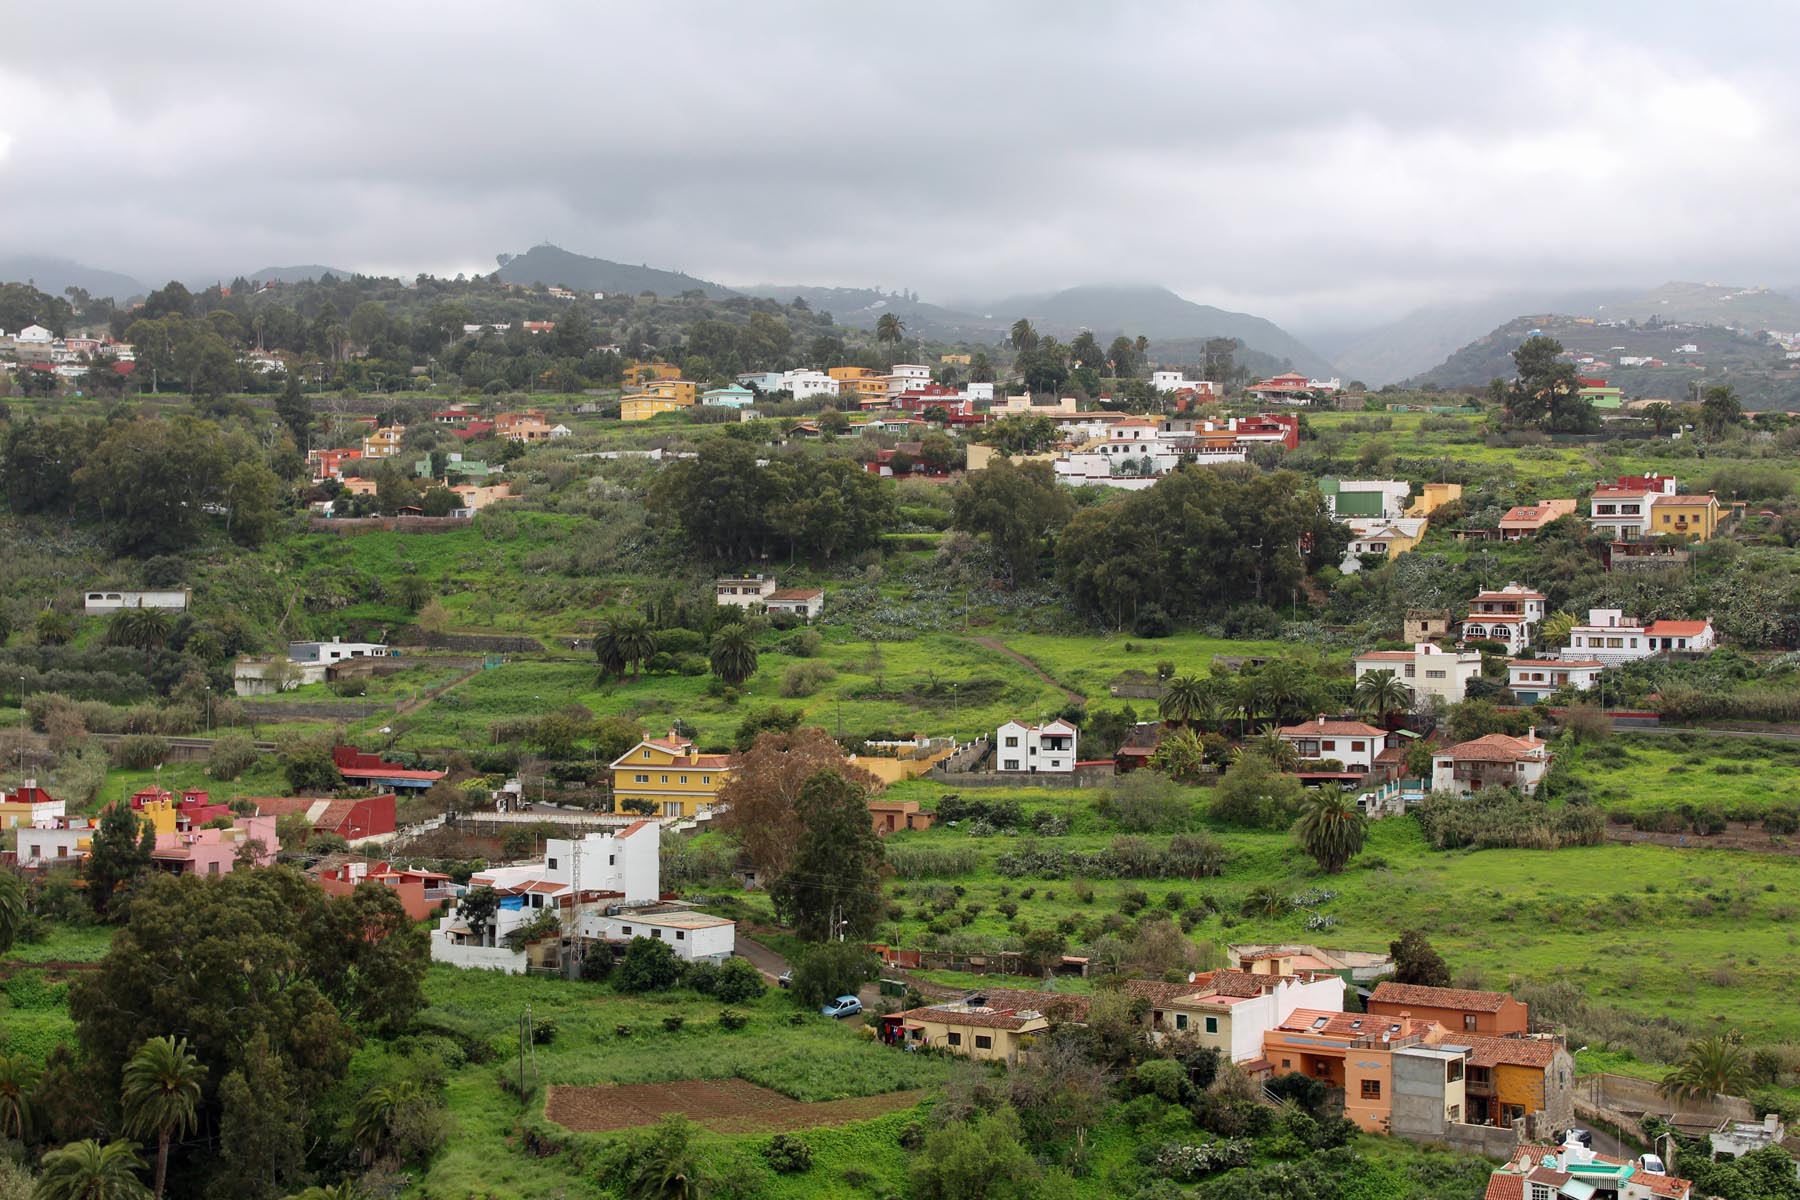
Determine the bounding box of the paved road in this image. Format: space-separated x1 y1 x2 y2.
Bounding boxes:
735 936 791 983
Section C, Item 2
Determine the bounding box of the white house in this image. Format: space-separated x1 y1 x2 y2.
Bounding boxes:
288 638 388 664
1352 643 1482 705
1275 716 1387 772
702 385 756 409
1430 730 1552 797
1461 584 1547 651
716 575 778 608
1150 370 1220 396
15 324 52 347
1322 479 1413 520
1588 474 1677 540
994 719 1078 773
764 587 824 621
1506 658 1606 703
1560 609 1715 665
430 821 668 972
1145 970 1345 1063
780 369 840 400
735 371 784 393
83 589 190 613
882 364 932 395
579 908 736 964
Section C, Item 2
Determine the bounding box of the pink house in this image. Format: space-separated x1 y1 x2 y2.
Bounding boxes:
151 815 279 876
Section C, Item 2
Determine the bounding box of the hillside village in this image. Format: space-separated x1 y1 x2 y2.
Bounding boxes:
2 260 1800 1200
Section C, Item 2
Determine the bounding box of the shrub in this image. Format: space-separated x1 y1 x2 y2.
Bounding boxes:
205 732 259 781
761 1133 813 1173
780 661 836 698
713 957 766 1004
718 1008 749 1031
615 937 684 992
662 1015 686 1033
684 960 722 995
111 734 170 769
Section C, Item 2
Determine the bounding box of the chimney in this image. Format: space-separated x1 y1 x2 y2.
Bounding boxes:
1767 1113 1781 1134
1318 714 1326 727
1527 726 1536 741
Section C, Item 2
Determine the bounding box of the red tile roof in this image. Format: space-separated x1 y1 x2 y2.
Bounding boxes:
767 588 824 601
1644 619 1710 637
1371 981 1512 1012
1442 733 1546 762
1459 1035 1560 1069
1483 1174 1524 1200
1633 1170 1692 1198
1277 717 1385 738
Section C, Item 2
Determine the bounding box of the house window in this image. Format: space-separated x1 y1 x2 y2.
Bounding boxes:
675 930 685 940
1322 740 1336 751
608 855 615 866
621 926 632 935
208 862 221 875
1448 1104 1460 1122
947 1032 962 1047
642 749 651 759
1003 760 1020 771
1004 736 1019 747
680 776 688 784
1351 741 1365 752
703 776 711 784
1282 1059 1291 1069
1360 1080 1382 1100
1447 1059 1463 1082
635 774 649 784
1175 1013 1188 1031
975 1035 993 1049
1426 670 1446 680
661 775 669 783
1463 1014 1477 1031
651 929 662 939
1205 1016 1219 1034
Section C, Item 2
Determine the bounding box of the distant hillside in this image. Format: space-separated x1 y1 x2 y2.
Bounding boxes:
982 285 1336 377
243 265 356 285
0 256 148 302
736 284 1000 341
1594 281 1800 332
1310 288 1625 387
1410 313 1800 410
494 244 735 299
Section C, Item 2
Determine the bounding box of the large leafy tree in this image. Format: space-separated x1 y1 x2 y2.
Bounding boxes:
83 801 156 919
120 1036 204 1200
1295 787 1367 874
1388 929 1451 987
716 727 880 879
949 459 1073 587
707 623 759 686
770 769 886 942
32 1139 150 1200
648 441 890 563
1499 336 1597 433
73 415 234 556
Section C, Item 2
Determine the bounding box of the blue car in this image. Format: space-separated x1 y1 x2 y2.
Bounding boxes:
820 995 862 1018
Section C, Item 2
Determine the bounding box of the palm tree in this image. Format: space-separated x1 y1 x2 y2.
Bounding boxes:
594 615 657 681
1352 670 1414 726
1538 611 1578 649
1643 401 1673 435
1251 660 1312 724
708 623 759 686
1699 385 1741 438
875 313 905 346
1158 675 1213 728
1295 787 1367 874
1009 318 1038 353
34 1139 150 1200
0 1052 39 1142
1660 1033 1754 1102
351 1080 422 1164
106 608 172 669
120 1036 204 1200
1244 728 1299 771
626 1117 701 1200
1239 884 1291 918
0 869 24 955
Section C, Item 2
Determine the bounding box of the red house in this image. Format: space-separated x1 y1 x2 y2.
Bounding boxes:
332 745 445 794
254 792 398 842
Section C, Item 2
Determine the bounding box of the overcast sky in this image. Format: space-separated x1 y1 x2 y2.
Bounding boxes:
4 1 1798 331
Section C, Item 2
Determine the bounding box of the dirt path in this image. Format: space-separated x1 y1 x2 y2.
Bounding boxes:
545 1079 928 1134
393 664 485 716
971 637 1084 704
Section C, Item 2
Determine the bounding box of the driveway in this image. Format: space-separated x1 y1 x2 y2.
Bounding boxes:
735 936 791 983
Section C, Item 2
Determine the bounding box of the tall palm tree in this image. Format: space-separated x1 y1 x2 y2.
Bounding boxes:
708 624 759 686
0 1052 39 1142
1643 401 1673 436
1660 1033 1754 1102
120 1036 204 1200
106 608 172 669
594 615 657 680
1295 787 1367 874
34 1139 150 1200
0 869 24 955
1158 674 1212 728
1252 660 1312 724
1352 670 1414 726
1243 728 1299 771
1009 318 1038 353
351 1080 422 1164
875 313 905 346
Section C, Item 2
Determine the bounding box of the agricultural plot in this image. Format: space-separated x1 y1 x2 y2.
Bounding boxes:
545 1079 928 1134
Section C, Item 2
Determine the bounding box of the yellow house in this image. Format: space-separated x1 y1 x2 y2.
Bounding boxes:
1649 493 1720 540
620 393 693 422
891 990 1089 1062
939 353 972 366
361 425 406 459
827 367 889 403
609 732 735 818
1406 482 1463 518
645 379 698 404
622 361 683 384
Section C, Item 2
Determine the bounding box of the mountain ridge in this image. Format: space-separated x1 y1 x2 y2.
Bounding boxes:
493 244 736 299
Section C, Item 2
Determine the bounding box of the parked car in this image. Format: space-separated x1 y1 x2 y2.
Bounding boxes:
1563 1129 1592 1148
820 995 862 1018
1639 1154 1667 1175
777 970 792 989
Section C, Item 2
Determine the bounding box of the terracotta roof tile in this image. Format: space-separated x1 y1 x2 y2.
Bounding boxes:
1483 1175 1524 1200
1276 718 1385 738
1441 733 1546 762
1458 1034 1560 1069
1370 981 1512 1012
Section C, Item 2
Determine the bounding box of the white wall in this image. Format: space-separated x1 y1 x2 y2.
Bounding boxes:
430 936 527 974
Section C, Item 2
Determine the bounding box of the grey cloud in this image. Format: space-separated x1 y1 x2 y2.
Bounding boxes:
3 1 1799 330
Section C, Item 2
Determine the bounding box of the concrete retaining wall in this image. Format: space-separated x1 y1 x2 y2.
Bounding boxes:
398 632 546 654
1575 1072 1752 1125
240 700 395 720
430 941 526 973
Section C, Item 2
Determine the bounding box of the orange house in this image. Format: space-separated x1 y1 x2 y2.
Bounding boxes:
1260 1009 1442 1133
867 798 934 835
1367 982 1529 1036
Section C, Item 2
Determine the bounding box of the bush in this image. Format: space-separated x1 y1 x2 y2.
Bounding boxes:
111 734 171 769
662 1015 686 1033
718 1008 749 1031
761 1133 813 1173
1106 772 1193 833
780 661 836 698
713 956 766 1003
684 959 722 995
788 942 879 1008
615 936 684 992
206 732 259 781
